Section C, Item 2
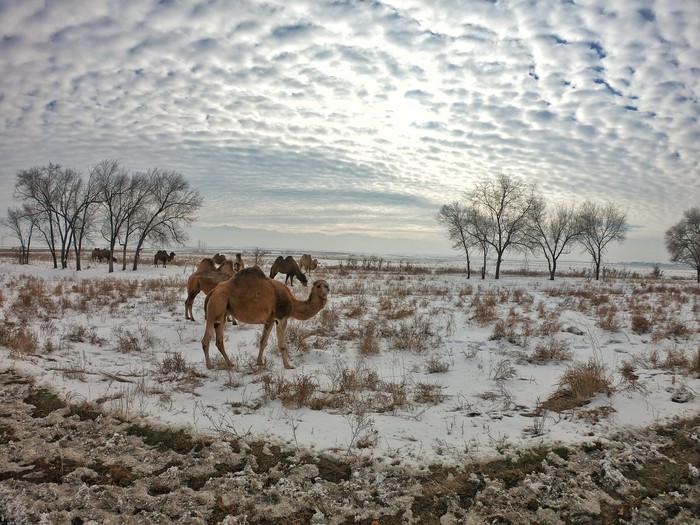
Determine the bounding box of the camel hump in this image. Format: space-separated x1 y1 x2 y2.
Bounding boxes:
236 266 267 281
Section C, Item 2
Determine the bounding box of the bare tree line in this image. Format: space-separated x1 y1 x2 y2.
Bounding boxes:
2 159 202 272
437 173 629 280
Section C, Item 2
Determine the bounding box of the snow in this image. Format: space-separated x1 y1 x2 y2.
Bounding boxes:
1 253 698 468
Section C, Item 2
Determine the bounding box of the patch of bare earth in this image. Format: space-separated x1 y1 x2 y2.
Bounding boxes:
0 368 698 525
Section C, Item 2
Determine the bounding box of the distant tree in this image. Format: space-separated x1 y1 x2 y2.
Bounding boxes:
68 169 102 271
466 173 540 279
13 164 62 268
527 201 584 280
116 171 152 271
130 168 203 270
665 207 700 283
94 160 151 273
1 205 37 264
578 201 629 280
250 247 270 266
436 201 478 278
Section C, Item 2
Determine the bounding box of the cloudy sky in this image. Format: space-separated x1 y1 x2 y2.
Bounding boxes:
1 0 698 262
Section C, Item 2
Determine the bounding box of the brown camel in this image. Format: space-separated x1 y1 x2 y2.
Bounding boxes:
201 266 329 369
299 253 318 273
270 255 307 286
212 253 226 265
233 253 245 272
184 259 238 321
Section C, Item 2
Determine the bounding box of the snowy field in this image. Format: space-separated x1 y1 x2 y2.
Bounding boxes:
1 251 698 467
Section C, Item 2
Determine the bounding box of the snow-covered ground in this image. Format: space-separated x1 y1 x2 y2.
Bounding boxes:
1 252 698 467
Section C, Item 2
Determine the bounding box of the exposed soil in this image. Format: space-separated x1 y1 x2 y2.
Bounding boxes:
1 367 699 525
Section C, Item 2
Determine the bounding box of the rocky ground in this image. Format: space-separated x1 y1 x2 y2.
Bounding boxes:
1 367 699 525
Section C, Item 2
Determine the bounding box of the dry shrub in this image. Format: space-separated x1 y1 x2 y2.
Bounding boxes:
596 304 620 331
343 296 368 319
112 325 155 353
158 352 198 377
260 372 318 409
63 323 105 345
11 277 58 320
325 359 380 395
425 355 450 374
389 317 439 353
489 358 517 381
471 293 498 324
314 304 339 336
357 321 381 355
529 337 573 364
285 323 311 354
379 296 414 320
651 319 692 342
490 319 524 346
414 382 446 404
541 359 613 412
690 347 700 378
0 320 38 357
631 313 652 334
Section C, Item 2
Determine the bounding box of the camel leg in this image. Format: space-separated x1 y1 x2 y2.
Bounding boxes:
257 319 275 367
185 291 198 321
201 321 215 369
275 318 294 369
214 321 234 369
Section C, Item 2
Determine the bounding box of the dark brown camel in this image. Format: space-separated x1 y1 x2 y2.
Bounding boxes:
269 255 307 286
154 250 176 267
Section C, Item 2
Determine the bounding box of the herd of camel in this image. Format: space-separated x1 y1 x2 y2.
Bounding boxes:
184 252 326 370
89 248 326 369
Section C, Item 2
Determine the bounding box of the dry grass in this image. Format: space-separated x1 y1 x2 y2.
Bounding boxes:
529 337 573 364
0 320 39 357
541 359 614 413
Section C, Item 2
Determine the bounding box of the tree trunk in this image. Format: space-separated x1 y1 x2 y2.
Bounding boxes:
549 259 556 281
495 253 503 279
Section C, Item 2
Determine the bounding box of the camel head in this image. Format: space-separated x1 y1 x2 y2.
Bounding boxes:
310 279 329 304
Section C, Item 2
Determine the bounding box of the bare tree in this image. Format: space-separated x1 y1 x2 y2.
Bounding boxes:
14 165 62 268
130 168 203 270
94 160 151 273
466 173 540 279
436 201 478 278
2 206 37 264
578 201 629 280
68 169 102 271
665 207 700 283
527 201 584 280
250 247 270 266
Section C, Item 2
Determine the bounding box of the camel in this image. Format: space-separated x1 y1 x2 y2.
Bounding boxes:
154 250 176 267
270 255 307 286
91 248 116 262
212 253 226 265
201 266 329 369
233 253 245 272
299 253 318 273
184 258 238 321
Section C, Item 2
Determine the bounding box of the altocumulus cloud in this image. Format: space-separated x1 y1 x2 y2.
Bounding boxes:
0 0 698 260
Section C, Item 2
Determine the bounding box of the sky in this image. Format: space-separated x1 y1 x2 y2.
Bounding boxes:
0 0 699 262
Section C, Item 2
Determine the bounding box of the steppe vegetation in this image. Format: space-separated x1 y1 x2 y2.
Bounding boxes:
0 250 699 523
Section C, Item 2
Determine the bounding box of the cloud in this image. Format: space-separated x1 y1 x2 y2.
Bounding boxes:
0 0 698 261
